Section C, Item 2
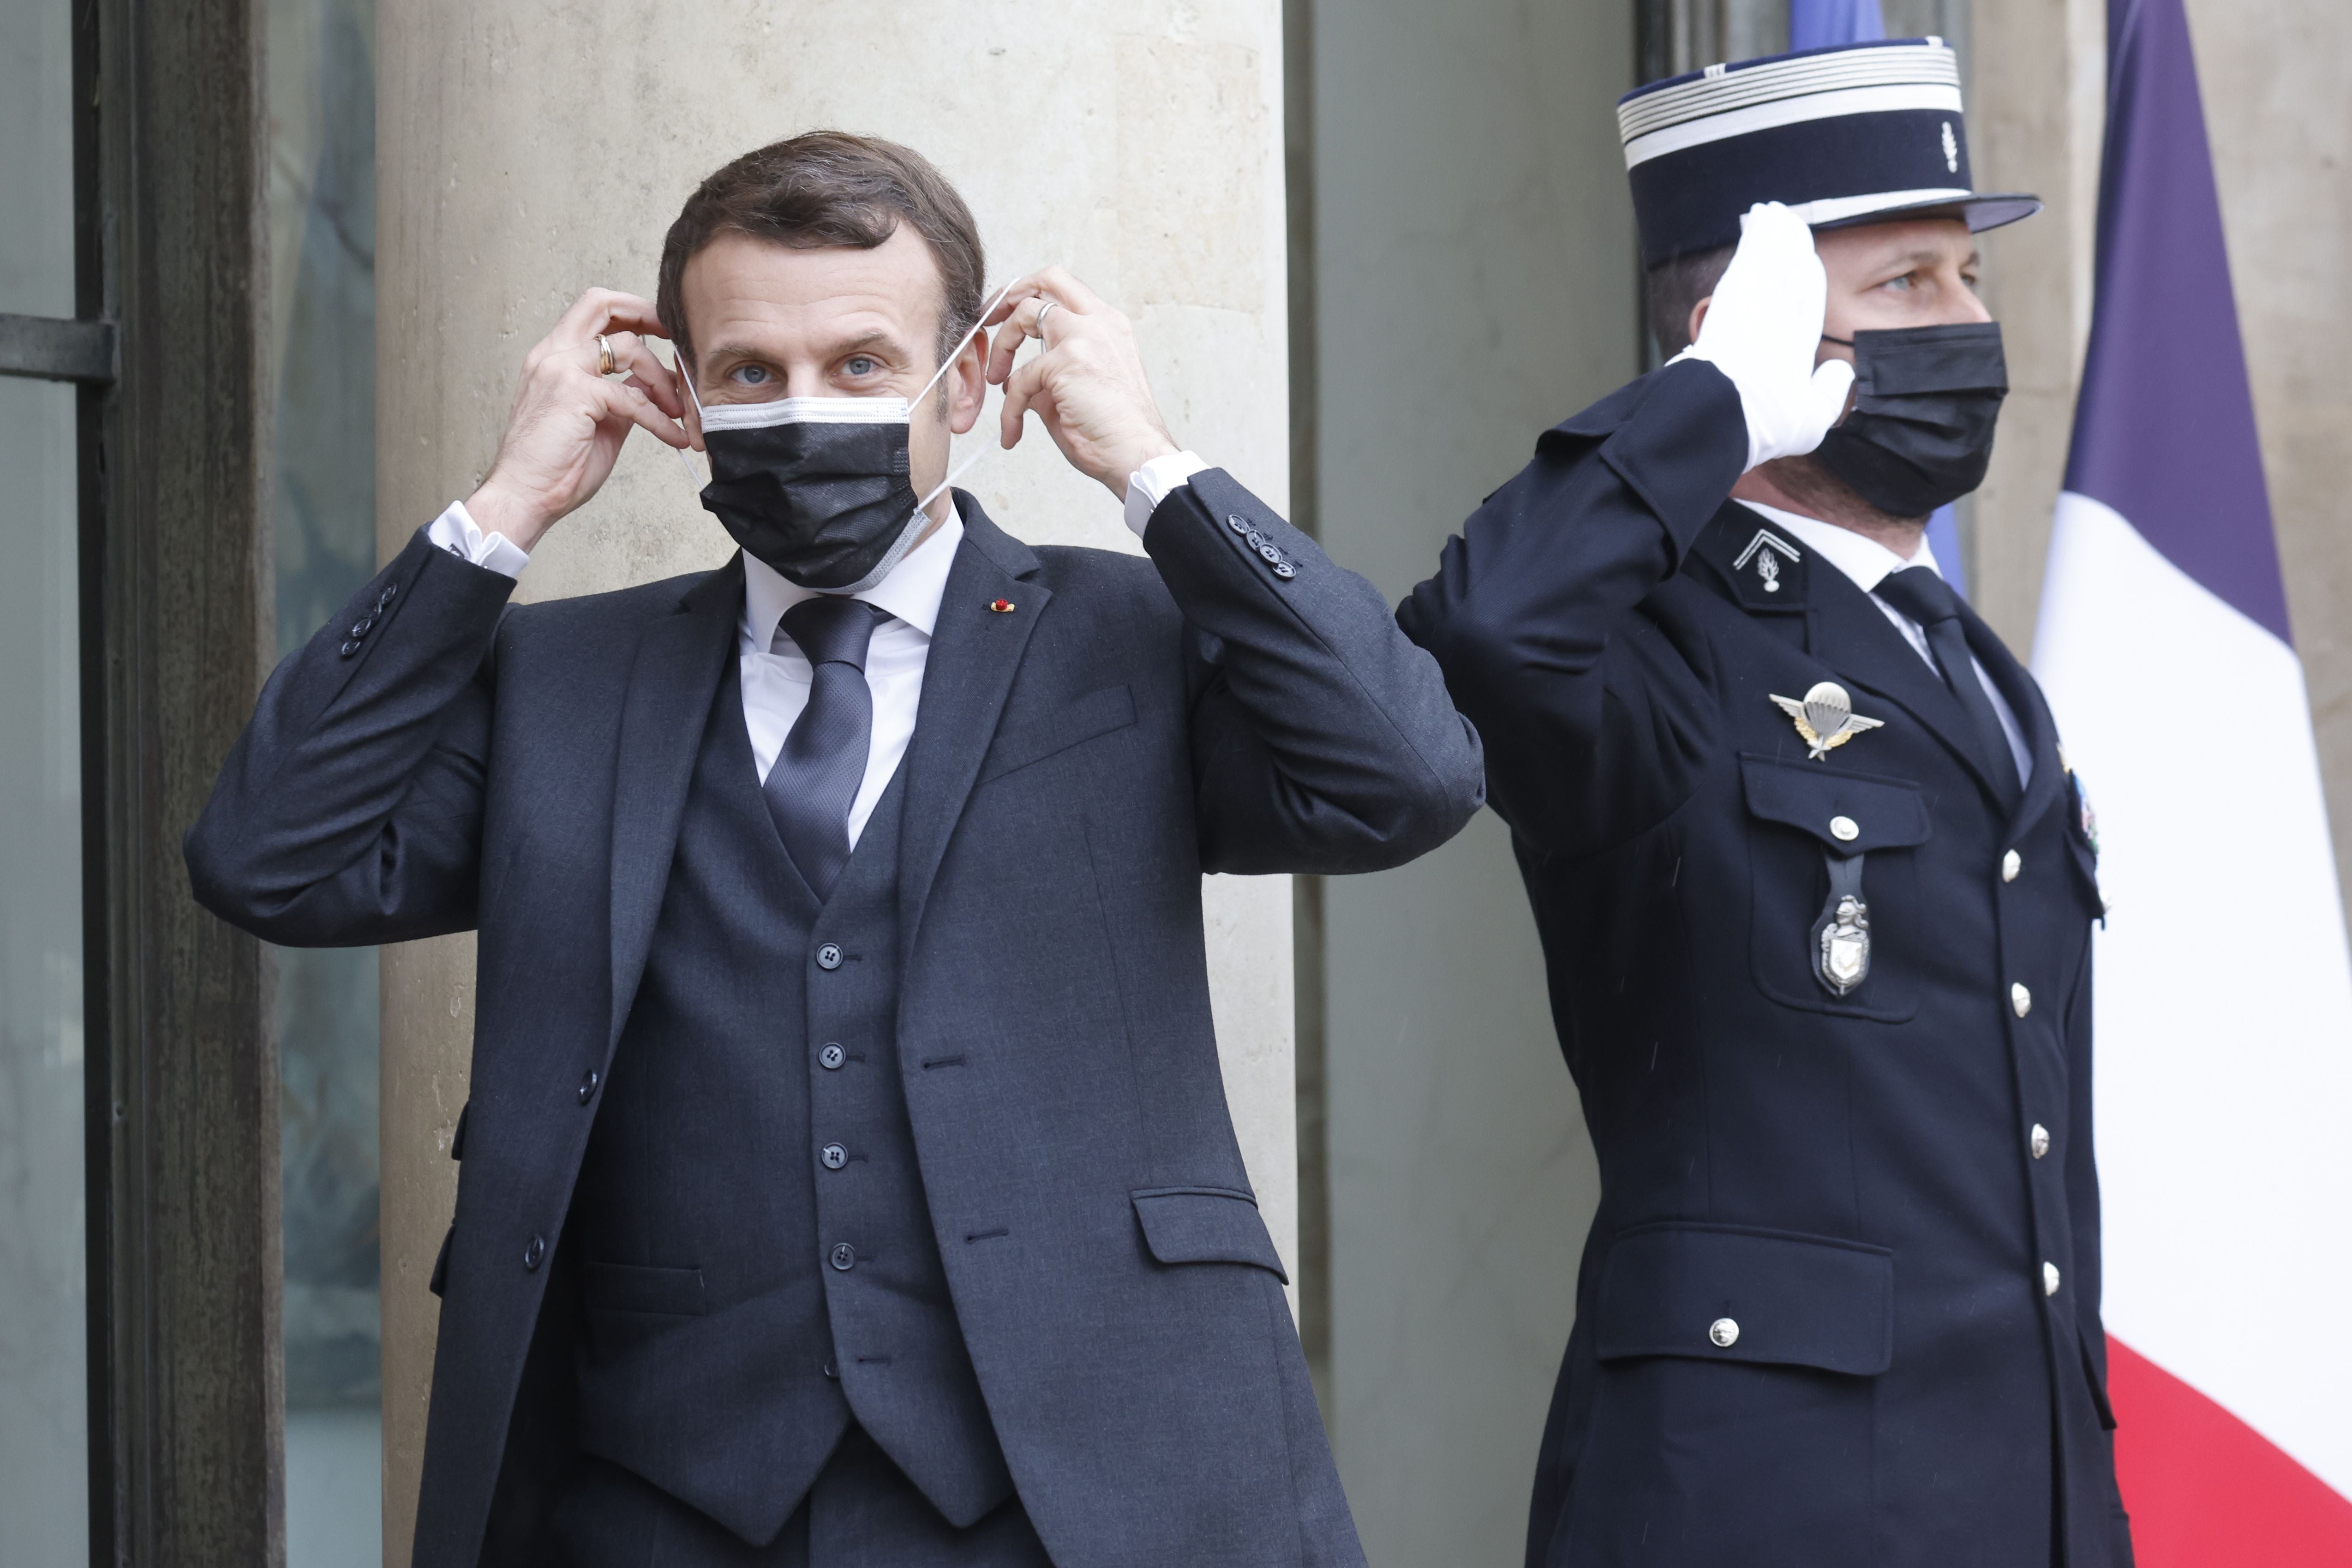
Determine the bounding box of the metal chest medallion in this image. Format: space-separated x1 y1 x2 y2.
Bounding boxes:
1817 892 1871 994
1771 681 1884 761
1812 846 1872 997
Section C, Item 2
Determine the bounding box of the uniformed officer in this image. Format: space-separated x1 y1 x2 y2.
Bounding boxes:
1396 37 2131 1568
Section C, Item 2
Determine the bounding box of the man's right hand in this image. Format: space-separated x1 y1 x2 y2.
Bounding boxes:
1672 203 1856 472
463 290 691 553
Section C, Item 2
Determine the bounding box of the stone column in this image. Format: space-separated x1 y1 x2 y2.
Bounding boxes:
374 6 1292 1561
1967 0 2107 652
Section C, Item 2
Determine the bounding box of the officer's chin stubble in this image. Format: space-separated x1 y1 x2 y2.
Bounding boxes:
1719 215 1990 555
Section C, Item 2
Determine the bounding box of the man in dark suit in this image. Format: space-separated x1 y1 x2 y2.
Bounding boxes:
1397 40 2130 1568
188 131 1481 1568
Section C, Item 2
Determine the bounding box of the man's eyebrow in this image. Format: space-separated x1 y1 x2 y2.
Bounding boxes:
701 329 910 365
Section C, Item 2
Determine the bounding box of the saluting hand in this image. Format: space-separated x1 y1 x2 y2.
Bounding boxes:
983 269 1179 498
465 290 692 553
1675 203 1857 471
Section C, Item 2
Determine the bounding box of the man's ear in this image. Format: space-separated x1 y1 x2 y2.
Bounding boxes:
1687 296 1712 349
947 327 988 437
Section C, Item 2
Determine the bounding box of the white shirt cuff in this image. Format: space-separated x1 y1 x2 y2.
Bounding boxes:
425 499 532 579
1121 450 1212 539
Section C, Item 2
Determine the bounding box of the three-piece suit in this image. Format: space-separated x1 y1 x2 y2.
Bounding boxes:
189 475 1482 1568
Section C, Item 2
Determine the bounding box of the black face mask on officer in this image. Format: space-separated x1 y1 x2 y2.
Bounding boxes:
1812 321 2009 520
684 293 999 594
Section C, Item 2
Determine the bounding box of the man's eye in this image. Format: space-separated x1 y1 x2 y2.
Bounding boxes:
733 365 770 385
844 356 877 377
1881 274 1915 293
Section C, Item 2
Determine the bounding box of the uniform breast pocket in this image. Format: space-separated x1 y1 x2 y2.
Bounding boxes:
1740 754 1931 1023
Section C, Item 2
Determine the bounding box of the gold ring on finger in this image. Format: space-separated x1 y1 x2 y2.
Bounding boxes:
594 334 617 377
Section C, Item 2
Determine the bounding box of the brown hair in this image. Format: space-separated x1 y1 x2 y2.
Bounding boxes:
657 131 986 374
1643 244 1734 359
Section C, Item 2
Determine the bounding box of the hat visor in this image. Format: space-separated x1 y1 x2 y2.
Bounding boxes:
1807 191 2045 236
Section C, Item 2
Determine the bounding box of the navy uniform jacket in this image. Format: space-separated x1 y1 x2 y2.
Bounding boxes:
1398 361 2132 1568
186 477 1484 1568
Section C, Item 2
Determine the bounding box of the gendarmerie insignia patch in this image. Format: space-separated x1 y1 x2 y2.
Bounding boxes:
1732 528 1801 595
1771 681 1885 760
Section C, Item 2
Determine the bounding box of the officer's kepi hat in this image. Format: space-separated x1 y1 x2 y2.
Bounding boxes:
1618 37 2041 267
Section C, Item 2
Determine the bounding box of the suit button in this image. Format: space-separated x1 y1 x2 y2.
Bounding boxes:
830 1242 857 1272
1271 561 1297 581
820 1043 845 1070
523 1235 546 1272
822 1361 838 1380
1227 514 1251 535
821 1143 848 1170
2030 1123 2051 1159
1709 1317 1739 1348
338 640 362 658
816 943 843 970
2043 1262 2062 1296
2011 983 2032 1017
2003 849 2022 881
578 1069 600 1105
1829 814 1859 842
375 582 397 609
350 617 374 638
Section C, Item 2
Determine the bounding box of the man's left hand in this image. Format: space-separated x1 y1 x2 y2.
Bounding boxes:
984 269 1179 498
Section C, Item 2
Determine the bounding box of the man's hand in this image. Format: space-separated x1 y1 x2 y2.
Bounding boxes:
983 269 1179 498
1674 203 1856 471
464 290 691 552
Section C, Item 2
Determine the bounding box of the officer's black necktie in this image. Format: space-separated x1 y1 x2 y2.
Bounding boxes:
765 596 887 901
1873 566 2022 813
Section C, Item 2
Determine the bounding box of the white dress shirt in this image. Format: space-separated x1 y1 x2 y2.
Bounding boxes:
425 448 1213 848
1737 500 2033 790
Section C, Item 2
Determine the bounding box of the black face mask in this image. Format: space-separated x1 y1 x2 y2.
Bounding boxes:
1813 322 2009 519
697 396 932 592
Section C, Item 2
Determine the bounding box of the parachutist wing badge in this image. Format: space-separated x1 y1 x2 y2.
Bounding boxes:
1771 681 1885 760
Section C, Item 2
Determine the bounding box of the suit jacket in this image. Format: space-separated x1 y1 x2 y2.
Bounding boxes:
187 473 1484 1568
1398 362 2131 1568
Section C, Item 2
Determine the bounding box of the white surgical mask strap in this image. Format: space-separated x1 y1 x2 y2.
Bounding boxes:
673 350 708 490
914 279 1017 407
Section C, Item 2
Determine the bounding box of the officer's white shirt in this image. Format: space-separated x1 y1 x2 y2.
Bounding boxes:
1738 500 2033 790
422 449 1210 848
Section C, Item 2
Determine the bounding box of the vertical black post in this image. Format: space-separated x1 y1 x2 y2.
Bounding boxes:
83 0 281 1562
1282 0 1334 1422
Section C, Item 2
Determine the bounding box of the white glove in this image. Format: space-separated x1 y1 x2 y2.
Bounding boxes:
1669 202 1856 471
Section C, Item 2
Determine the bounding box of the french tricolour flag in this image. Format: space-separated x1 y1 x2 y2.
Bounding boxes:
2031 0 2352 1558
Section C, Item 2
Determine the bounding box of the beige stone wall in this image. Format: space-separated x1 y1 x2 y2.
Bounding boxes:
374 4 1293 1561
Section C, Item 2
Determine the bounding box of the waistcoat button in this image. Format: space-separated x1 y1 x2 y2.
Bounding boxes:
1709 1317 1739 1348
2002 849 2022 881
523 1234 546 1271
816 943 843 971
820 1043 845 1070
2011 982 2033 1017
2043 1261 2062 1296
1829 814 1859 842
2030 1123 2051 1159
829 1242 857 1272
821 1142 848 1170
578 1069 600 1105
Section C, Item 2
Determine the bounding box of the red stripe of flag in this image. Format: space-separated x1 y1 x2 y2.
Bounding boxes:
2108 1336 2352 1564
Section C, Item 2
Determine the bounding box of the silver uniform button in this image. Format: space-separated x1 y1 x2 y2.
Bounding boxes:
2043 1262 2062 1296
2011 982 2033 1017
1709 1317 1740 1348
1829 814 1860 843
2030 1123 2052 1160
2002 849 2022 882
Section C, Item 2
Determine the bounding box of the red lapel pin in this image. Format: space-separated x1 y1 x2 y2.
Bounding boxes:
989 598 1015 613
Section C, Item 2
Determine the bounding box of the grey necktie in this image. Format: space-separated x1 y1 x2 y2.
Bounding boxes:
765 596 887 900
1872 567 2022 813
